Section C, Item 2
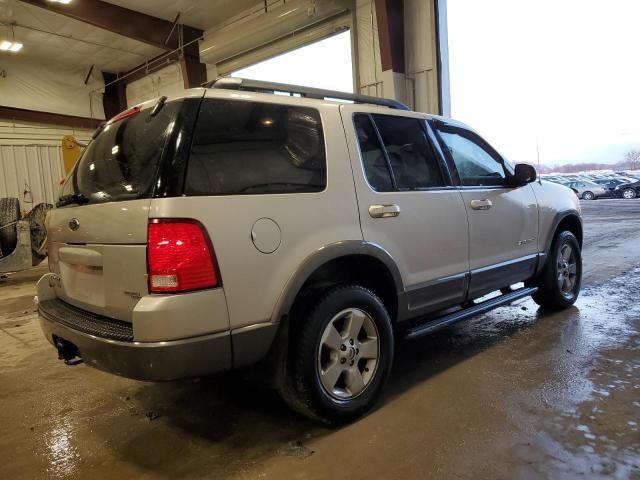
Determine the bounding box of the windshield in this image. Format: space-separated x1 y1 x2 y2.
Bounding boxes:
59 100 182 205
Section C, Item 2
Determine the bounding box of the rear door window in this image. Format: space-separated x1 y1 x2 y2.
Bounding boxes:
185 99 326 195
353 113 445 191
372 114 445 189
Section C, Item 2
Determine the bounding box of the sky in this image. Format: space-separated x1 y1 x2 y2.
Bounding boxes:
447 0 640 166
233 31 353 93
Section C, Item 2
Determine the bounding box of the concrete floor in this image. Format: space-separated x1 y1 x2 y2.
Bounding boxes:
1 199 639 479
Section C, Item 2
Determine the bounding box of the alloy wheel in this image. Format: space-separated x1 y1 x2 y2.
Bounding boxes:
317 308 379 400
557 244 578 298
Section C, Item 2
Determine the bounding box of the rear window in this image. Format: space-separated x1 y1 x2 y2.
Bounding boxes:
185 99 326 195
60 101 182 204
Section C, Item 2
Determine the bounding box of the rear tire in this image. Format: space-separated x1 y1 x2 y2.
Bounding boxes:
532 231 582 310
281 285 394 424
0 198 21 256
622 188 636 199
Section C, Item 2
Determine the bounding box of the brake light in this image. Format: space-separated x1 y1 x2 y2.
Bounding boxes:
147 220 218 293
110 106 141 124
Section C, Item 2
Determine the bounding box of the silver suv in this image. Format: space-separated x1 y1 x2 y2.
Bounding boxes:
37 78 583 423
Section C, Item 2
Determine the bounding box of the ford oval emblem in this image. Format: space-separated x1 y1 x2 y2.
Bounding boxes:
68 218 80 231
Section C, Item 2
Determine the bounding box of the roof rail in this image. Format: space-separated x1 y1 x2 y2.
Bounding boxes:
206 77 410 111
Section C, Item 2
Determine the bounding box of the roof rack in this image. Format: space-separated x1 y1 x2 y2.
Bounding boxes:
206 77 410 111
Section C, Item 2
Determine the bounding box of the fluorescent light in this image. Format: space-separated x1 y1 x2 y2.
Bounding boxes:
47 0 73 4
0 41 22 52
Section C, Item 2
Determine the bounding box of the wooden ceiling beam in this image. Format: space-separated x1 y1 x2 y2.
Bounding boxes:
0 106 103 129
18 0 202 51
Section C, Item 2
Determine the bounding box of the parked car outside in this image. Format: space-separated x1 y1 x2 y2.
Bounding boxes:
593 178 628 193
612 179 640 199
35 79 584 423
566 180 608 200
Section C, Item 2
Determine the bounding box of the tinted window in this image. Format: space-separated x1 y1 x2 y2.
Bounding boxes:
185 99 326 195
372 115 444 189
61 101 182 204
434 124 507 187
354 114 393 191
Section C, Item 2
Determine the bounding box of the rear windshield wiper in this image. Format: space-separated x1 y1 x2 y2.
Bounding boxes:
56 193 89 208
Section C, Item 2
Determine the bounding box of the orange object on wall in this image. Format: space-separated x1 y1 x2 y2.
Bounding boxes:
61 135 81 174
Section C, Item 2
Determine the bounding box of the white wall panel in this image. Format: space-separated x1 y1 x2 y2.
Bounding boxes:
0 144 65 208
126 64 186 107
0 120 92 209
0 55 105 119
0 120 92 147
355 0 384 97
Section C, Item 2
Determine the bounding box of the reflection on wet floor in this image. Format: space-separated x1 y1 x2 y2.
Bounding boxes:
463 269 640 479
46 422 79 478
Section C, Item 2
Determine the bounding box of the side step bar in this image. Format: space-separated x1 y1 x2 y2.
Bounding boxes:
404 287 537 340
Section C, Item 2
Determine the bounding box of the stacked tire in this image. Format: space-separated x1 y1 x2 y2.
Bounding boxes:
0 198 53 265
0 198 21 258
24 203 53 265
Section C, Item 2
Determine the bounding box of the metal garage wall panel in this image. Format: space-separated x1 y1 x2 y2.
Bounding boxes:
0 120 92 146
0 144 66 208
0 119 92 208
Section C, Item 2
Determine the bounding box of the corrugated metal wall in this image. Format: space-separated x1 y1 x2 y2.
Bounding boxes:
0 144 65 207
0 120 92 210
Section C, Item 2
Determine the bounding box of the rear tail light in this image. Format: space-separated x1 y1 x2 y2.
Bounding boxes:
147 220 218 293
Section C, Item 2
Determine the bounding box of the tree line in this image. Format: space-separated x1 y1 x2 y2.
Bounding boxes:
531 149 640 174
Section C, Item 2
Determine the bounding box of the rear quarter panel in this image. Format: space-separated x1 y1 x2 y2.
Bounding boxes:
150 94 362 330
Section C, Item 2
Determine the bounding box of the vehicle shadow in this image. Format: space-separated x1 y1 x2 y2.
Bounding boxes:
101 301 574 477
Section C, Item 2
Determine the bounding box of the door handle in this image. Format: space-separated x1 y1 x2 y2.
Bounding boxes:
369 204 401 218
470 199 493 210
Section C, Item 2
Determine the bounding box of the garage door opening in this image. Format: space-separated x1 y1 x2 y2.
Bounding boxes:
444 1 640 171
231 30 353 93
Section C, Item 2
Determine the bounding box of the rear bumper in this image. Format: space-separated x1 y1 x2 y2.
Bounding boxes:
39 302 232 381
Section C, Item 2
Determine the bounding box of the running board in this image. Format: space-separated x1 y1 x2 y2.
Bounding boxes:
404 287 537 340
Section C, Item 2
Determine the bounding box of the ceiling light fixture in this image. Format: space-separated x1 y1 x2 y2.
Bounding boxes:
47 0 73 4
1 24 23 53
0 40 22 52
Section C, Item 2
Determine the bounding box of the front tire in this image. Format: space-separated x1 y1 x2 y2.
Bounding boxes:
582 191 595 200
283 285 394 424
532 231 582 309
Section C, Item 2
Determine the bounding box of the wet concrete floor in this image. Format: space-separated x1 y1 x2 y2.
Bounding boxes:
0 199 639 479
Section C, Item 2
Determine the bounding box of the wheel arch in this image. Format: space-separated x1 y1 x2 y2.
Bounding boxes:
546 211 583 253
270 241 404 327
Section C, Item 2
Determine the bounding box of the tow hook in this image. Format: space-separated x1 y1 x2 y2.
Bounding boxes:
54 336 83 366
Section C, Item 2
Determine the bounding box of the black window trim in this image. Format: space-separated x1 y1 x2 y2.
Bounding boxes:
430 119 514 190
352 112 454 193
367 113 399 190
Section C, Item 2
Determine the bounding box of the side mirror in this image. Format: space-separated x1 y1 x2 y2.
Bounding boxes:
510 163 537 187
